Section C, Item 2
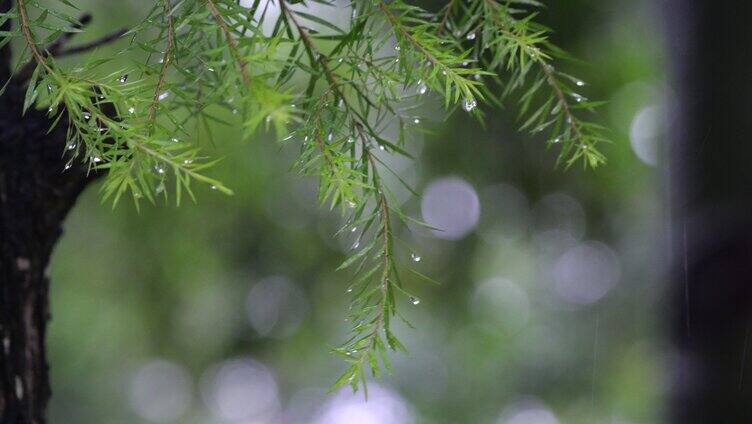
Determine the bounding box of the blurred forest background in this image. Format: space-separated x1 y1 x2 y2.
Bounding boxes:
45 0 666 422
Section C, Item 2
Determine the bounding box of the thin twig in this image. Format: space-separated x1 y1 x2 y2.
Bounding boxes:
436 0 457 35
207 0 251 86
16 0 53 74
148 0 175 125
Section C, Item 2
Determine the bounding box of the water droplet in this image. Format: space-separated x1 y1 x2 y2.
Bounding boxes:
413 118 420 124
351 7 357 18
47 106 53 113
265 115 272 123
154 164 166 174
410 253 421 262
571 93 585 103
379 145 385 151
304 135 310 142
410 296 421 305
552 136 562 144
327 131 334 142
346 287 353 293
462 61 469 67
466 32 476 41
158 91 170 101
210 185 218 190
118 74 128 84
232 108 238 115
350 226 358 233
66 142 76 150
346 136 354 144
575 80 585 87
172 137 180 143
473 74 481 80
351 240 360 249
347 200 356 208
183 159 193 164
83 112 91 120
418 84 427 95
463 98 477 112
64 163 72 171
91 156 102 163
128 106 135 114
207 67 215 72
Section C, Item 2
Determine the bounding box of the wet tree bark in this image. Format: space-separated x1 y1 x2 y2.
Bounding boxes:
0 0 97 421
666 0 752 422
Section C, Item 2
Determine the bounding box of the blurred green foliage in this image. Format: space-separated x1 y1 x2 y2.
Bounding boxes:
46 0 664 422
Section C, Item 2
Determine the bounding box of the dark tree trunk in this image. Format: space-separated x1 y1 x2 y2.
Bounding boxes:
0 1 95 421
666 0 752 422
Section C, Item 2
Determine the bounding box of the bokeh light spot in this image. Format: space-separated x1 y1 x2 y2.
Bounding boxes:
421 177 480 240
129 359 192 423
552 241 621 305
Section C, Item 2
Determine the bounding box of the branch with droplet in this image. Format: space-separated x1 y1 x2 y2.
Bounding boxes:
478 0 607 167
377 0 487 110
148 0 175 127
280 0 415 393
206 0 251 86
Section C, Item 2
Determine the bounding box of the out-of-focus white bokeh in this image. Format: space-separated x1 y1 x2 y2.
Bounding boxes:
421 176 481 240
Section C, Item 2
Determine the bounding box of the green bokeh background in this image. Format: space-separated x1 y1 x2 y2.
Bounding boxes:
43 0 665 422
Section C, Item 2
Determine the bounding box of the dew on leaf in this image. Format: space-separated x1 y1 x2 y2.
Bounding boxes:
463 98 477 112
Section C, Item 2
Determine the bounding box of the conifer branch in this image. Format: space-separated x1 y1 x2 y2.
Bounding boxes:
149 0 175 124
0 0 611 395
206 0 251 86
16 0 52 74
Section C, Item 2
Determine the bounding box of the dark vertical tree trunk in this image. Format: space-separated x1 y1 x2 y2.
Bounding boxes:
667 0 752 422
0 1 95 421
